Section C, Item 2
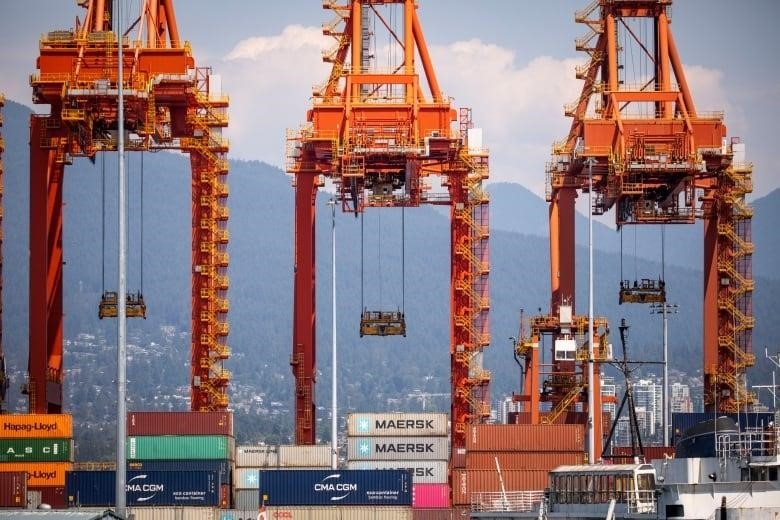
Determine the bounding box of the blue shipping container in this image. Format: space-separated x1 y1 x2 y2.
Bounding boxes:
127 459 231 484
258 469 412 506
66 470 219 507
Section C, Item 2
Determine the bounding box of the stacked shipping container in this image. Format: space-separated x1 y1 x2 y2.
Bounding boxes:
0 414 74 508
345 412 450 509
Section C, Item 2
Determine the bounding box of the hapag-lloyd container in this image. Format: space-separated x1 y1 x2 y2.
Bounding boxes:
466 424 584 452
412 483 449 508
348 413 449 437
347 436 449 461
0 472 26 508
346 459 447 484
219 507 414 520
127 411 233 436
0 414 72 439
451 468 548 506
0 438 73 462
0 462 72 487
126 434 234 460
258 469 412 506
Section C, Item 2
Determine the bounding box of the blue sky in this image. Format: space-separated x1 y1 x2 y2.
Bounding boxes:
1 1 778 199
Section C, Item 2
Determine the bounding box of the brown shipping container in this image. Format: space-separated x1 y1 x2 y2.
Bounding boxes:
1 462 72 487
451 447 466 469
27 486 66 509
0 414 72 439
0 472 27 508
467 424 584 452
127 411 233 436
609 445 675 462
413 509 456 520
466 451 585 470
451 468 548 506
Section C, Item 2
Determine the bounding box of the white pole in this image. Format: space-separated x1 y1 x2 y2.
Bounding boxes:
586 157 596 465
662 303 669 446
330 199 338 469
115 0 128 515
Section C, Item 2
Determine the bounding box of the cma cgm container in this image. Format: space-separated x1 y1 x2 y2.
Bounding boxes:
127 411 233 436
1 462 72 487
0 472 26 508
347 459 447 484
0 414 72 438
66 470 220 507
127 435 234 460
347 436 449 461
0 438 73 462
219 507 413 520
258 469 412 506
348 413 449 437
466 424 584 452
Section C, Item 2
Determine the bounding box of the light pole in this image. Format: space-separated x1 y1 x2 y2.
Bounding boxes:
651 302 678 446
584 156 597 464
328 198 338 469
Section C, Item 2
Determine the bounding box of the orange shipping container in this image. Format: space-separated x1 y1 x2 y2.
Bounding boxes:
1 462 72 487
466 424 584 452
466 451 585 470
0 414 72 439
608 445 675 462
451 468 549 506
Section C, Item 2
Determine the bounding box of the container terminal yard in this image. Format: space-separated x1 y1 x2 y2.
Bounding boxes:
0 0 772 519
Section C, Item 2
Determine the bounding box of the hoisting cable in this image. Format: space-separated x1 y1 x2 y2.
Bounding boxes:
360 211 365 315
101 152 106 293
401 204 405 317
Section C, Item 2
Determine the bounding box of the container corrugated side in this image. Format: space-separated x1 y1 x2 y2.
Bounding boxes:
608 445 675 462
413 509 456 520
1 462 72 487
451 468 548 506
232 488 258 511
465 451 584 470
235 466 331 489
220 507 414 520
0 472 26 508
278 444 331 467
127 434 234 460
66 470 220 506
126 459 232 485
127 410 234 436
26 486 66 509
259 469 412 506
0 438 73 462
236 445 279 467
412 483 449 508
347 459 447 483
348 413 449 437
466 424 584 452
126 506 222 520
347 436 449 461
0 414 72 438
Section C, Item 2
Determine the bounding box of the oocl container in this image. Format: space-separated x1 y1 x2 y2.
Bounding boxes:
466 424 584 452
127 435 234 460
0 414 72 439
127 410 234 436
0 472 26 508
258 469 412 506
347 436 449 461
1 462 72 487
346 459 447 484
348 413 449 437
0 438 73 462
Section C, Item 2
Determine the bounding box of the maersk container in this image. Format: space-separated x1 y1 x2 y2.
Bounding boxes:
278 444 331 467
346 459 448 484
236 445 278 467
0 413 72 439
348 413 449 437
0 472 26 508
127 411 234 436
0 438 73 462
66 470 219 507
219 507 413 520
127 434 234 460
126 459 232 485
258 469 412 506
347 436 449 461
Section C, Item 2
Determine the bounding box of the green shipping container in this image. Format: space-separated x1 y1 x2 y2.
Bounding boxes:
0 438 73 462
127 435 234 460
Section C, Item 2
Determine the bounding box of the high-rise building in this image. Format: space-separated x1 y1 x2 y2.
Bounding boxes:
670 382 693 413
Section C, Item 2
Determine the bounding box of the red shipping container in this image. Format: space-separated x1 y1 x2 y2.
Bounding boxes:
413 483 449 509
28 486 66 509
466 451 585 470
451 469 548 506
127 411 233 436
467 424 584 452
0 472 27 508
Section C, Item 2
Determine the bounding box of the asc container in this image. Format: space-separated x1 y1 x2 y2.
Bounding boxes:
347 459 448 484
236 445 279 467
466 424 584 452
278 444 331 467
220 507 414 520
348 413 449 437
0 414 72 439
0 472 26 508
66 470 220 507
126 459 232 485
127 410 234 436
258 469 412 506
0 438 73 462
347 436 449 461
451 468 548 506
127 435 234 460
1 462 72 487
412 483 449 508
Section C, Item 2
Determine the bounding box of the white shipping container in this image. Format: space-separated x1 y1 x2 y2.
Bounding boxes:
126 506 221 520
347 412 449 437
278 444 331 467
220 507 413 520
347 436 449 461
236 444 279 468
235 466 331 489
233 488 259 511
346 459 448 483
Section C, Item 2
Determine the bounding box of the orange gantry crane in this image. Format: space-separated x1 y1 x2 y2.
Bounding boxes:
28 0 230 413
287 0 491 449
515 0 755 457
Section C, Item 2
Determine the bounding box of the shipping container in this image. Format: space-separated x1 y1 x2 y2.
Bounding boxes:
127 411 233 436
219 506 414 520
466 424 584 452
348 413 449 437
127 435 234 460
25 486 66 509
451 448 466 469
258 469 412 506
465 451 584 470
412 483 449 509
0 438 73 462
0 413 72 439
1 462 72 487
127 506 221 520
607 445 675 462
66 470 220 507
126 459 232 484
413 509 457 520
347 436 449 461
232 488 258 511
509 411 589 425
0 472 26 508
278 444 332 467
451 468 548 506
347 459 447 483
236 445 278 468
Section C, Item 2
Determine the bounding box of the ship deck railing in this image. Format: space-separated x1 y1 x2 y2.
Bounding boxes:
470 490 544 512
